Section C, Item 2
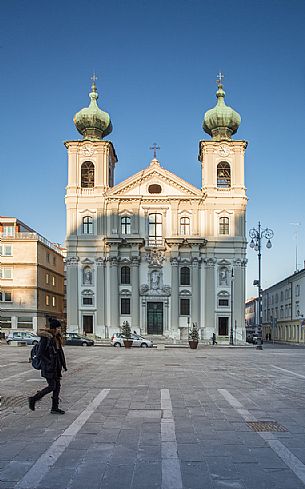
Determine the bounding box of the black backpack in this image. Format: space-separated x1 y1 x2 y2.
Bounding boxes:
30 342 42 370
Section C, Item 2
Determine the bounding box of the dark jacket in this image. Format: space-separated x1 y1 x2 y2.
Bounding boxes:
38 330 67 379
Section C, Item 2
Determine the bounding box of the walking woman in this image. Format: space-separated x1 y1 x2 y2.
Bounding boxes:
28 318 67 414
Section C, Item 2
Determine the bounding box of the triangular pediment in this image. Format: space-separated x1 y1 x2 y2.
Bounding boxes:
109 160 202 198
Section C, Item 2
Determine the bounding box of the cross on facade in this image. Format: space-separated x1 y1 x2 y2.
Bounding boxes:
216 71 224 86
150 143 160 159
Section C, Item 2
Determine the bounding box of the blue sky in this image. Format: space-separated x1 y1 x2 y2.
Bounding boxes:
1 0 305 298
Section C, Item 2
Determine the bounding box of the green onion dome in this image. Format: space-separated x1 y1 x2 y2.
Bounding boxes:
203 82 241 141
74 81 112 140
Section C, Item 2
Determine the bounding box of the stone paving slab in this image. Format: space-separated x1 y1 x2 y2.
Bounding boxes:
1 343 305 488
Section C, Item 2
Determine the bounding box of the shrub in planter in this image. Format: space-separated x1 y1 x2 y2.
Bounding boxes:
121 321 133 348
189 323 199 349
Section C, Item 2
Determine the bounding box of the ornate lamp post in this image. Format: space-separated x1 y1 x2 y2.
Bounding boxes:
249 222 274 350
230 269 234 345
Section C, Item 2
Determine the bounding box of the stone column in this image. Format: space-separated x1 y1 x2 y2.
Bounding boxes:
191 258 200 327
170 257 179 334
109 257 119 329
96 257 105 334
204 258 216 337
66 257 79 332
131 257 140 330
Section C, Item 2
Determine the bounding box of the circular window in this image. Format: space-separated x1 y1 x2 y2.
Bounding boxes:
148 184 162 194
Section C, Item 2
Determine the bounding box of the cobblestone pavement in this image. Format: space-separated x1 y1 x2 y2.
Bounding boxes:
1 342 305 489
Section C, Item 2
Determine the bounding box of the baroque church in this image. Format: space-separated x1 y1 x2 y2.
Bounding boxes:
65 77 247 343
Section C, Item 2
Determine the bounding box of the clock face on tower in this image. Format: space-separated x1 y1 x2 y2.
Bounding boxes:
81 144 94 157
218 145 230 157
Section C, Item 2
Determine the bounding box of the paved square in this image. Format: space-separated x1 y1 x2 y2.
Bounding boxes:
1 343 305 488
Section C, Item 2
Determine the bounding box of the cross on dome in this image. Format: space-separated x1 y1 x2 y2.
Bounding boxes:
91 73 98 83
216 71 224 86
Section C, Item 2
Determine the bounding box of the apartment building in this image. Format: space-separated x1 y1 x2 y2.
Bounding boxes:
0 217 65 332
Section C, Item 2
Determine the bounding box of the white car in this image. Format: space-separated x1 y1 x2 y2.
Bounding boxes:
111 333 153 348
6 331 40 345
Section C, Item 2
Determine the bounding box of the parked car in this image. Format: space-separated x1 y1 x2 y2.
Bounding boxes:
6 331 40 345
111 332 153 348
64 332 94 346
252 335 263 345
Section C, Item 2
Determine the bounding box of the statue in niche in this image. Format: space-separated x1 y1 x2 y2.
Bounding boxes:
219 267 228 286
151 270 161 290
83 267 93 285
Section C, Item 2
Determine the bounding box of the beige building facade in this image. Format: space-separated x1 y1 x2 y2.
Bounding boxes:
65 79 248 343
262 267 305 343
0 217 65 332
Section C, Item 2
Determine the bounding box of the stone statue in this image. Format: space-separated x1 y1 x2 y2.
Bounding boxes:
83 267 93 285
219 267 228 286
151 270 160 290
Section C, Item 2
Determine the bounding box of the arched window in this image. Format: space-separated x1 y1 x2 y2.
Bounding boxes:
219 217 229 235
217 162 231 188
121 216 131 235
180 217 190 235
121 266 130 284
83 216 93 234
81 161 94 188
148 213 162 246
180 267 190 285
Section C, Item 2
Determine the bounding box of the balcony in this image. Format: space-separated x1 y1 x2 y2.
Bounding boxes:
0 232 64 255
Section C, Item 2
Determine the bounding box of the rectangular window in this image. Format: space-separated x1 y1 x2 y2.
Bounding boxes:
121 298 130 314
180 298 190 316
52 296 56 307
46 273 49 284
47 253 50 263
1 268 12 279
121 216 131 235
46 295 50 306
17 317 33 329
82 216 93 234
180 217 190 235
219 299 229 307
219 217 229 235
53 256 56 266
52 276 56 286
83 297 93 305
3 225 14 237
0 317 12 328
148 213 163 246
3 245 12 256
1 292 12 302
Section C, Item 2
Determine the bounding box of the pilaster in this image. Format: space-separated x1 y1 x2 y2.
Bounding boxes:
131 256 140 329
191 257 200 326
204 258 216 333
109 257 119 329
170 257 179 333
66 256 79 331
96 257 105 328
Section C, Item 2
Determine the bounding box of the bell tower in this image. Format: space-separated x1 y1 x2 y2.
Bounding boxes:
65 78 117 333
198 74 248 342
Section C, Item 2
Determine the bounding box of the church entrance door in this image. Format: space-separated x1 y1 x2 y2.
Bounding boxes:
147 302 163 335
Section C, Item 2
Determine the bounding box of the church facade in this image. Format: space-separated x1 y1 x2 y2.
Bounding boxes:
65 78 248 343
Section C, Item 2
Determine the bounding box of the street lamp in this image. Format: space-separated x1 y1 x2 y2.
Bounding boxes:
230 269 234 345
249 222 274 350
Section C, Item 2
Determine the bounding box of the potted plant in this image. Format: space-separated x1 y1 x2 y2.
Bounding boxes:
121 321 133 348
189 323 199 349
